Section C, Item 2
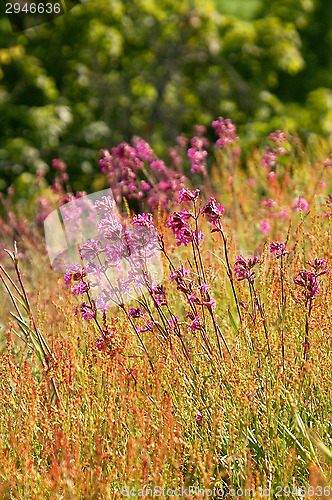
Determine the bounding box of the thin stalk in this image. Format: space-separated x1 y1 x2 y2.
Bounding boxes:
280 254 286 371
303 298 312 362
121 305 155 373
218 224 242 325
11 243 62 407
251 282 272 359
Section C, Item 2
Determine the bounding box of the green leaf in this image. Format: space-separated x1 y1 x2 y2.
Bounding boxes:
4 249 15 264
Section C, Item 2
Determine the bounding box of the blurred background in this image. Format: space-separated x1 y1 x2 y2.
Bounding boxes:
0 0 332 194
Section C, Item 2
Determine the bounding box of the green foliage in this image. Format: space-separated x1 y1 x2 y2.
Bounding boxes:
0 0 332 191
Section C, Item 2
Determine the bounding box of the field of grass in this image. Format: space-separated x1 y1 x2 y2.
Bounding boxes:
1 124 332 498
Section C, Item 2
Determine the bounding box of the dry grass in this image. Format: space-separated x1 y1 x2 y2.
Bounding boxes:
1 133 332 498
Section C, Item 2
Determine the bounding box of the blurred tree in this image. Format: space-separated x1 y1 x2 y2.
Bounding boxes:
0 0 331 192
256 0 332 135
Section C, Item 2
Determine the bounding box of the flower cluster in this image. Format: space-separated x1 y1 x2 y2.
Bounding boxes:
264 199 276 207
132 213 154 228
212 117 239 149
201 198 224 227
270 131 286 154
186 312 204 332
75 301 95 321
234 254 260 284
262 130 287 172
187 136 208 174
293 197 309 212
62 195 161 311
98 139 188 210
169 265 192 293
50 158 69 195
178 188 200 203
168 134 189 170
293 271 320 305
128 306 146 318
151 284 167 307
324 154 332 167
269 241 288 258
260 220 271 235
167 209 203 247
294 258 329 305
306 258 329 277
95 327 116 352
64 263 88 295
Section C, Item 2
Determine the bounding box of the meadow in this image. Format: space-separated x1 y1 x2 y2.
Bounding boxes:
1 119 332 498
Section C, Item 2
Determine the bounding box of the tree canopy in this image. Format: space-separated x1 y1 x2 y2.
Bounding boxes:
0 0 331 191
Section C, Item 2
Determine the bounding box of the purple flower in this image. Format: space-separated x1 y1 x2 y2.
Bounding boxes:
178 188 200 203
75 301 95 320
151 284 167 306
99 138 188 211
199 282 210 294
166 210 202 247
196 411 202 426
128 306 146 318
169 265 191 282
167 316 179 334
140 320 154 333
71 281 90 295
96 337 103 351
94 196 117 216
133 137 155 163
269 242 288 257
306 257 330 277
150 159 166 173
294 271 320 305
201 198 224 226
260 220 271 234
187 293 216 310
234 254 260 284
187 136 208 174
167 210 191 234
248 178 257 187
79 238 104 261
52 158 67 173
293 197 309 212
212 117 239 148
204 297 216 310
270 130 286 147
64 263 86 285
188 292 197 303
190 315 204 332
262 147 278 170
169 266 193 293
132 213 154 228
262 131 287 171
141 181 151 191
176 134 189 149
324 155 332 167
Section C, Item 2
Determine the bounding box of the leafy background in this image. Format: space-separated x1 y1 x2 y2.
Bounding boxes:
0 0 332 193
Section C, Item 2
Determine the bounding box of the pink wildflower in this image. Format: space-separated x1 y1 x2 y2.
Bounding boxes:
293 197 309 211
260 220 271 234
212 117 239 148
270 242 288 257
201 198 224 226
190 315 204 332
132 213 154 228
234 255 260 284
178 188 200 203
